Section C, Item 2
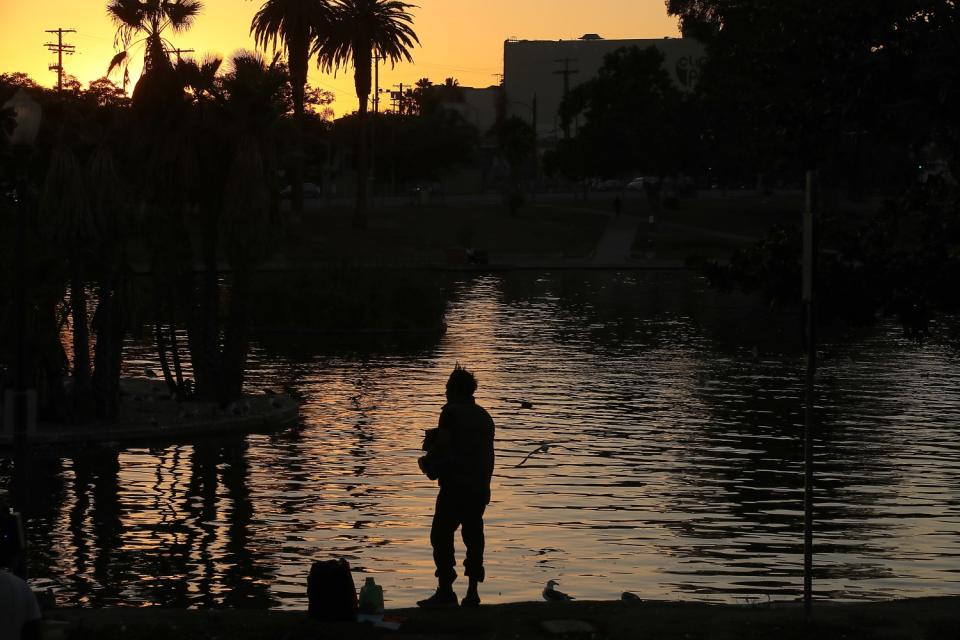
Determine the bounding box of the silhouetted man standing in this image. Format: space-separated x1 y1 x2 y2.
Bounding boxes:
417 365 495 608
0 523 41 640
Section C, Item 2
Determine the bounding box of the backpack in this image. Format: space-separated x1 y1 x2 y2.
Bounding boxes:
307 558 358 622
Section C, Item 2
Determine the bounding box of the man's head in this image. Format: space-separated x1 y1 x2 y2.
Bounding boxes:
446 364 477 400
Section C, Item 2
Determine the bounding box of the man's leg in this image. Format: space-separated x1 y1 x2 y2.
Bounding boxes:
419 489 460 607
460 494 487 606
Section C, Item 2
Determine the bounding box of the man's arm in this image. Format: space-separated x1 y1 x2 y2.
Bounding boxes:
419 408 454 478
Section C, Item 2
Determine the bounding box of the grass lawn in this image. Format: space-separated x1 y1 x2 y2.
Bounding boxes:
627 191 807 261
276 202 610 267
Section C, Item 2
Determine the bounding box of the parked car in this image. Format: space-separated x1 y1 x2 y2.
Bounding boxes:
592 178 625 191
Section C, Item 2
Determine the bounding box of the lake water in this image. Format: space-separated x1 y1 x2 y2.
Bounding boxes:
2 270 959 608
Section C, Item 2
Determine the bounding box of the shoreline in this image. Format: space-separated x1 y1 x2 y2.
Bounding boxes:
42 596 960 639
0 378 300 449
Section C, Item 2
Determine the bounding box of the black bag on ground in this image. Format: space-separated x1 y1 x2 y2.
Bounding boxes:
307 558 358 621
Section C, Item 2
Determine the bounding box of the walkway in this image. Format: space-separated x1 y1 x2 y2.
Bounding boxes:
593 215 642 265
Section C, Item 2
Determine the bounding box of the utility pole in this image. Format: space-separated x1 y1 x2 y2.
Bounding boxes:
373 53 385 114
164 47 195 64
392 83 405 115
553 58 579 138
802 169 818 617
532 93 538 200
44 28 76 93
371 53 385 198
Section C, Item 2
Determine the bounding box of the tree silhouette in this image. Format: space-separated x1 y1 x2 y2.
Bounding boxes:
250 0 332 217
554 45 701 186
40 147 98 420
175 54 223 106
313 0 419 228
106 0 202 105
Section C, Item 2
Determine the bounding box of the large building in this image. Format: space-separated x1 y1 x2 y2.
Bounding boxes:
504 35 706 141
440 85 501 136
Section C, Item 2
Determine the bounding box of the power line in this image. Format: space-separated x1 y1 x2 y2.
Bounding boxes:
44 28 77 93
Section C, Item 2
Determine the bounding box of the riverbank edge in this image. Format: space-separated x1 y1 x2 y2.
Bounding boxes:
0 378 300 448
41 596 960 640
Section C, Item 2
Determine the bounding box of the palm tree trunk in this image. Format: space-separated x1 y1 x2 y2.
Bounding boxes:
168 322 185 393
185 215 223 402
291 86 305 220
155 319 178 396
92 278 125 421
355 98 369 229
221 265 252 402
71 267 94 420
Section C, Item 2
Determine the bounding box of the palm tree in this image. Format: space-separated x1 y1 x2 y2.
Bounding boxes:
40 147 99 420
251 0 332 216
106 0 203 98
176 53 223 105
314 0 419 228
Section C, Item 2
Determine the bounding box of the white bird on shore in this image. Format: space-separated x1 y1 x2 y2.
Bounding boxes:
543 580 574 602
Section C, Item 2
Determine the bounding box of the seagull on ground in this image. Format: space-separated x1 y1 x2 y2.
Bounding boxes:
543 580 574 602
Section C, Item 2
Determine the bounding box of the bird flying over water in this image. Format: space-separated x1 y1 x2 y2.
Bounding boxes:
543 580 574 602
517 443 551 467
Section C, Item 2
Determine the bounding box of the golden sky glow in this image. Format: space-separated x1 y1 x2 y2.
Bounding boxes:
0 0 679 117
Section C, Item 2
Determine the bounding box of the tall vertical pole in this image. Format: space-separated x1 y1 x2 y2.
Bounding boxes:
532 93 538 200
553 58 578 139
15 163 27 443
57 29 63 92
374 54 381 114
44 28 76 93
391 83 405 115
802 169 817 616
371 53 379 197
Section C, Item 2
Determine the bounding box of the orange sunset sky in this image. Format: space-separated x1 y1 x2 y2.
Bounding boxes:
0 1 680 117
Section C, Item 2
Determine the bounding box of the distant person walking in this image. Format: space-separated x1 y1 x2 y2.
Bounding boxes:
417 365 495 608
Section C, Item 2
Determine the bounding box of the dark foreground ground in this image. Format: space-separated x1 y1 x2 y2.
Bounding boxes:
46 597 959 640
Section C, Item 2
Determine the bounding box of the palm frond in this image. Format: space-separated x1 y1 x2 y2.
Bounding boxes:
86 145 128 243
40 147 96 249
107 50 129 76
313 0 419 74
165 0 203 33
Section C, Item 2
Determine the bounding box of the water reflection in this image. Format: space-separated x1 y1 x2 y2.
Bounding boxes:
2 271 960 608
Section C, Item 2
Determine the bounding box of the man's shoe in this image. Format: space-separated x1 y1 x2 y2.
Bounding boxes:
461 592 481 608
417 589 459 608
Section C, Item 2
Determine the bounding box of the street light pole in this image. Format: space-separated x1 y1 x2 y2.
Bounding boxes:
802 169 817 616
